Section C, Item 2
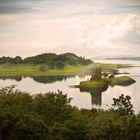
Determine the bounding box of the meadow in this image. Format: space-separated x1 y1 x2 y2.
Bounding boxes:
0 63 128 76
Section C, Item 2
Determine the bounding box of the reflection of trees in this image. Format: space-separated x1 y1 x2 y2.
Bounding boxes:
0 76 22 81
90 91 102 106
0 75 75 84
78 75 85 78
79 87 108 107
31 76 74 84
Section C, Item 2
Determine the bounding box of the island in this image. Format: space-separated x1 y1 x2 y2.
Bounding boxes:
76 67 135 92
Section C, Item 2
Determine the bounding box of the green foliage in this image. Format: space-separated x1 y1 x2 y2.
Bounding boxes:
0 86 73 139
0 76 22 81
80 80 108 89
23 53 57 64
12 56 22 64
104 76 135 86
0 56 22 64
0 86 140 140
39 65 48 72
34 90 73 125
47 120 88 140
0 53 93 69
22 53 93 69
55 60 66 69
0 85 48 140
112 94 134 115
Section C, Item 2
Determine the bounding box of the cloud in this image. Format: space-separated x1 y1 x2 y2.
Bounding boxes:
68 13 140 56
0 0 139 15
0 2 34 14
0 0 140 57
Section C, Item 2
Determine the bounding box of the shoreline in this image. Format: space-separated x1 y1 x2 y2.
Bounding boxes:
0 63 133 76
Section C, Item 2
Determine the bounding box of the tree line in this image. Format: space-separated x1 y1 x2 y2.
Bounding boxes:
0 53 93 69
0 86 140 140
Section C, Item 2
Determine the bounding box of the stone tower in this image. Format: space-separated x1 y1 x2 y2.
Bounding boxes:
90 66 102 80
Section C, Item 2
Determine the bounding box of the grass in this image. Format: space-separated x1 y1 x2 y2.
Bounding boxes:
0 64 40 75
79 79 109 92
80 80 107 88
0 63 128 76
78 76 135 92
103 76 136 86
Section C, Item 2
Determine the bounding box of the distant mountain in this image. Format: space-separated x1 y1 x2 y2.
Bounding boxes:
93 55 140 61
105 57 140 61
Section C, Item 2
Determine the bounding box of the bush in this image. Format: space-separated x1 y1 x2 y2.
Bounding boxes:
112 94 134 115
0 86 140 140
39 65 47 72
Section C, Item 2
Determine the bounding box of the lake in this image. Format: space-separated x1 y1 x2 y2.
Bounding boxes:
0 60 140 113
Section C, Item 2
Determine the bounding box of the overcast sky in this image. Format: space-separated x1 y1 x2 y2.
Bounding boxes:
0 0 140 58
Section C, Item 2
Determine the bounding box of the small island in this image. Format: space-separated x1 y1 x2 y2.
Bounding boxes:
104 76 136 86
78 67 135 92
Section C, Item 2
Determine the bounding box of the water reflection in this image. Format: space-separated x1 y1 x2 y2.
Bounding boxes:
79 88 107 107
31 76 72 84
0 76 22 81
0 75 74 84
90 91 102 106
0 74 135 108
0 61 139 113
78 80 135 107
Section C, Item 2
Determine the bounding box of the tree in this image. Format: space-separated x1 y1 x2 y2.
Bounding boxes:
0 57 13 64
39 65 47 72
112 94 134 115
55 60 65 69
0 86 48 140
0 86 139 140
12 56 22 64
34 90 73 125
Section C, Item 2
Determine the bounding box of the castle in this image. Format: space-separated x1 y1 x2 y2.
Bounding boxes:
90 66 102 80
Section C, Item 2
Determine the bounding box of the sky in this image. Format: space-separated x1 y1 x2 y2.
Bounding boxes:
0 0 140 58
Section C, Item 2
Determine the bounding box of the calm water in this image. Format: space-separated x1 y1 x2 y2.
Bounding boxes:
0 60 140 113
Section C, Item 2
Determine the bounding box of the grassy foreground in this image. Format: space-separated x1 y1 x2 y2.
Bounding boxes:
0 63 128 76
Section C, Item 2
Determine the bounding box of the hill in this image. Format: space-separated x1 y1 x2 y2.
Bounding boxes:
0 53 93 69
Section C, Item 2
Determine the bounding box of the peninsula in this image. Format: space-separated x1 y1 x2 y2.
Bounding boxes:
0 53 129 76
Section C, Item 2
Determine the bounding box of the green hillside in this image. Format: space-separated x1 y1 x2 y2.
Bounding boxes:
0 53 93 69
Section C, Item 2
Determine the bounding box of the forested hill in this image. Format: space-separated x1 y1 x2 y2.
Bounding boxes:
0 53 93 68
